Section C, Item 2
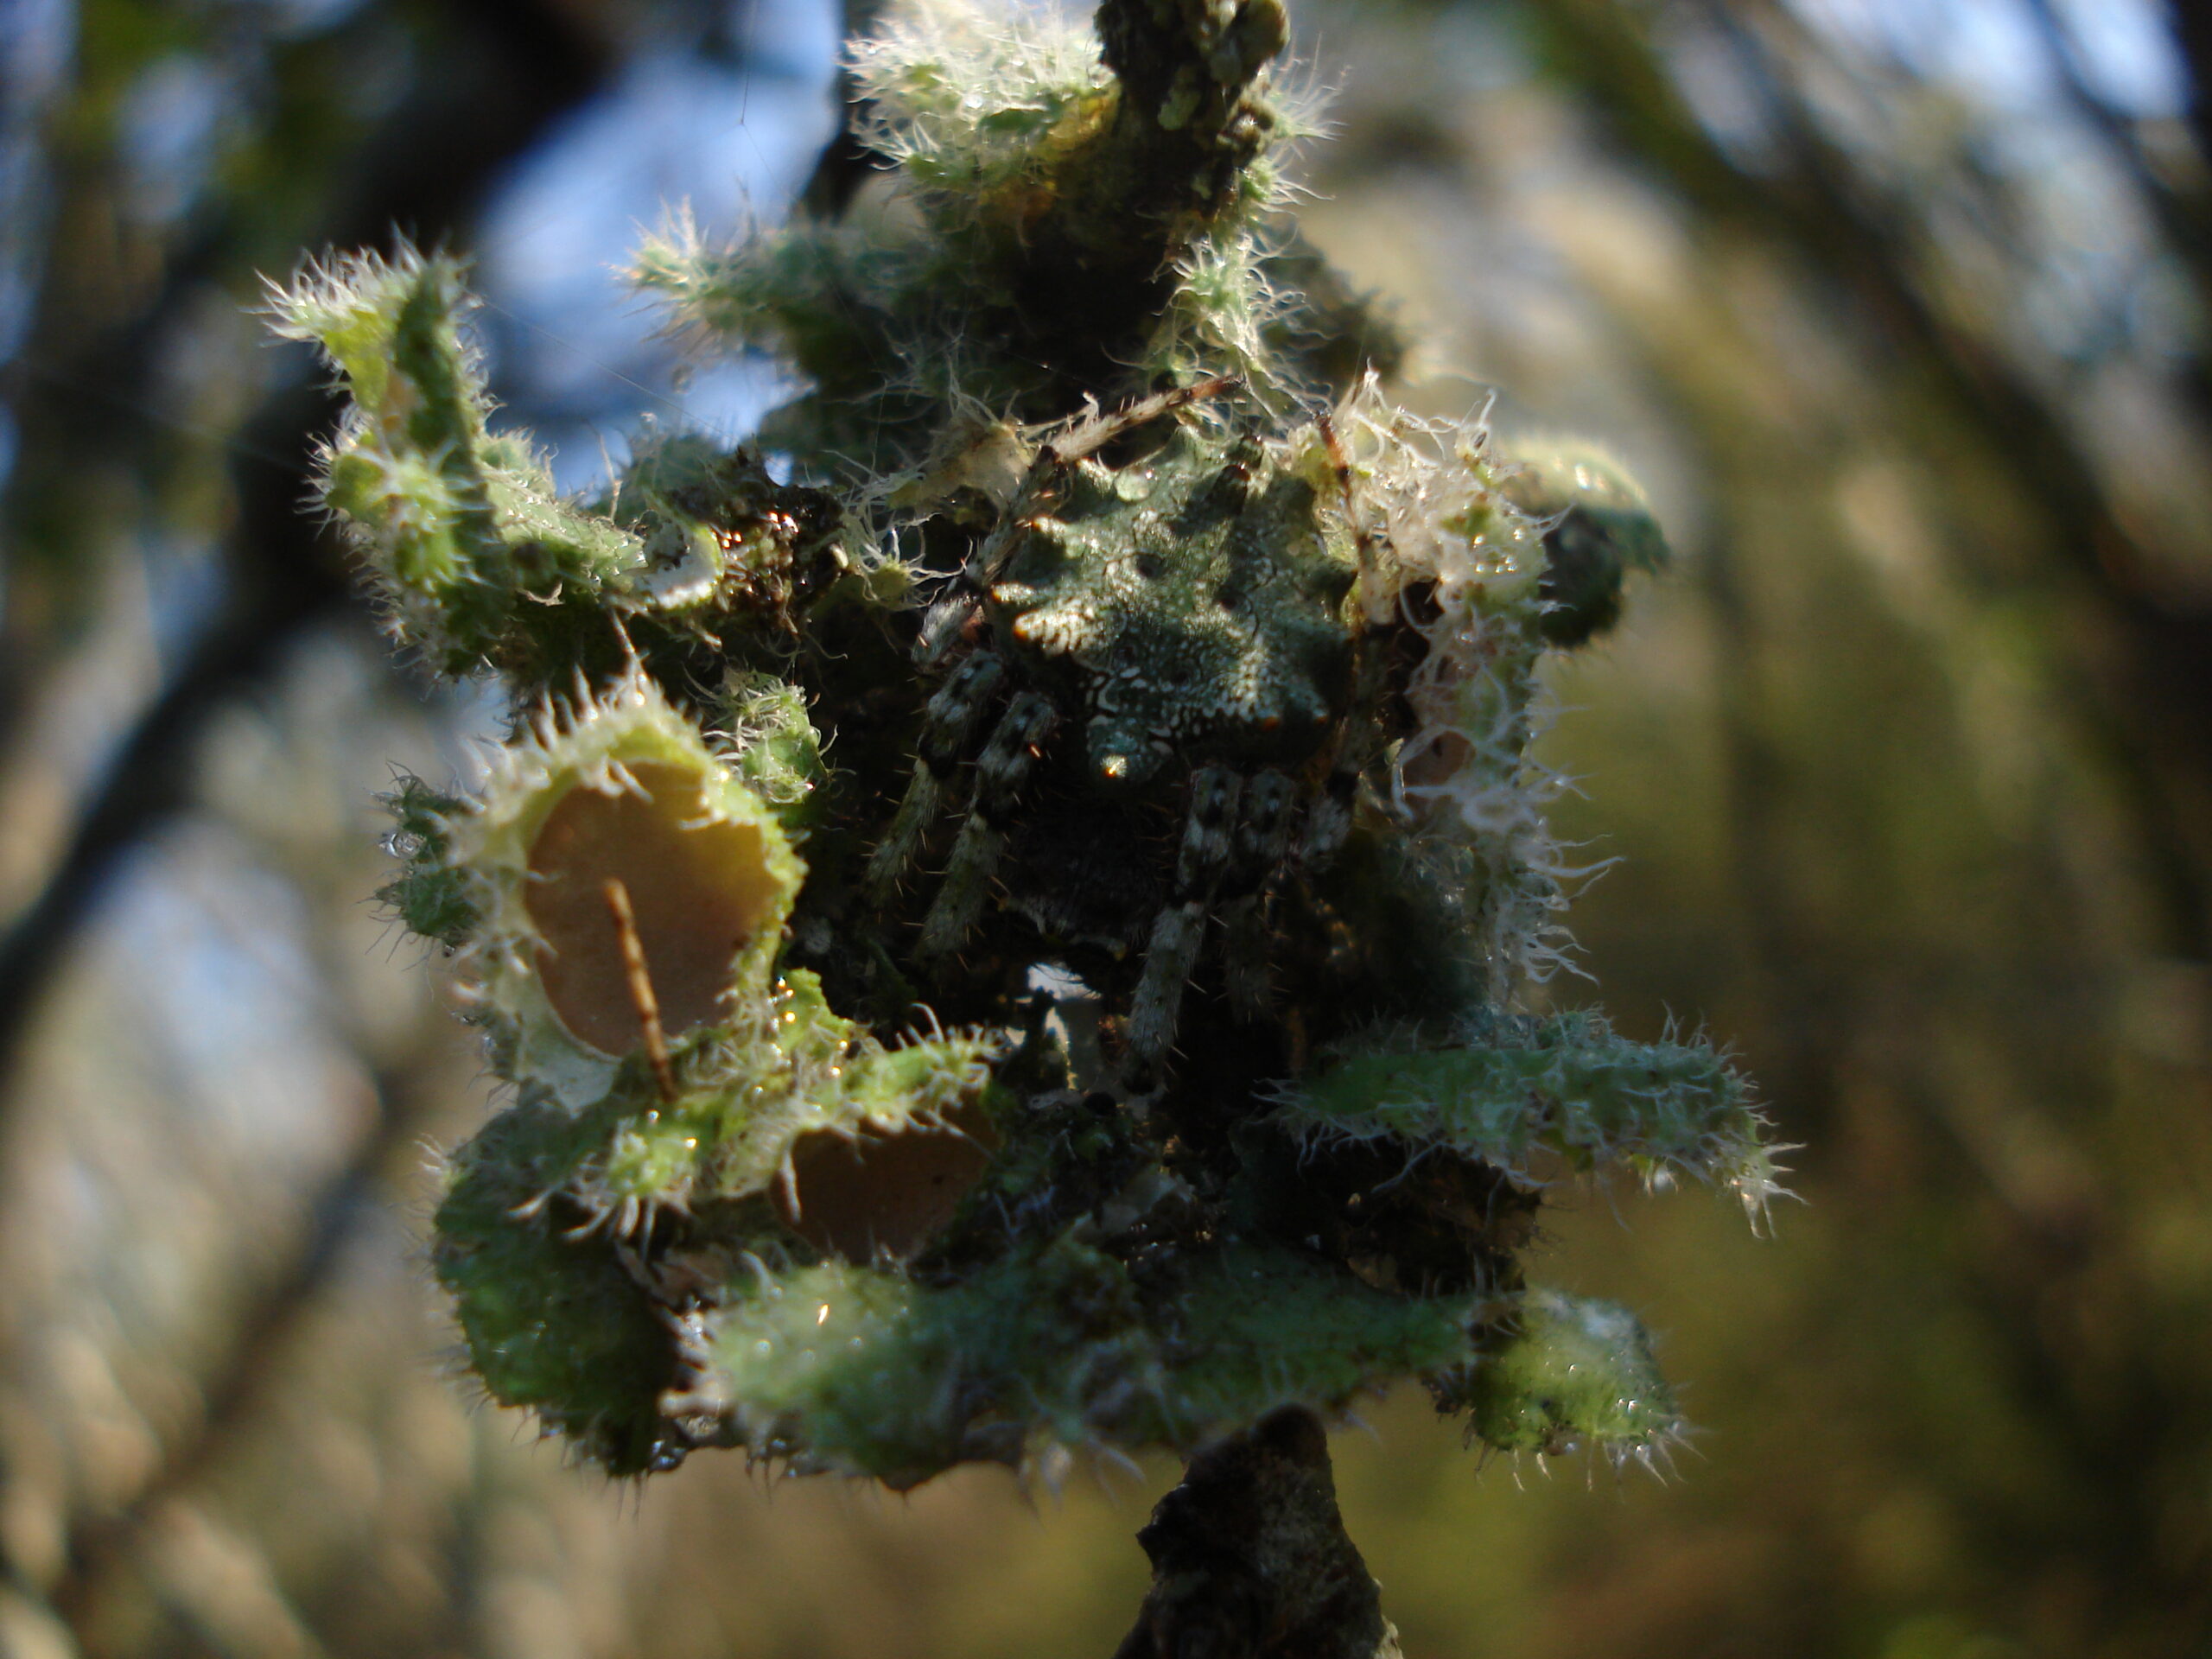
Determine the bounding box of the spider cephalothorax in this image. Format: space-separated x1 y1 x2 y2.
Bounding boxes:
984 422 1357 785
868 414 1381 1077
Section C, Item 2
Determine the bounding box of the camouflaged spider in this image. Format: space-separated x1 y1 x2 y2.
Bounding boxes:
866 387 1393 1083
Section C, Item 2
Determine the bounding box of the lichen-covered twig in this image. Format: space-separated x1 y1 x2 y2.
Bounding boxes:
266 0 1773 1626
1115 1407 1401 1659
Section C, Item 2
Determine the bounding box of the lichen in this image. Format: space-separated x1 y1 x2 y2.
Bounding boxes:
1269 1011 1783 1224
1436 1289 1686 1468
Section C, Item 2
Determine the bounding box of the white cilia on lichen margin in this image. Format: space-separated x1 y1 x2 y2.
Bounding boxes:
1330 375 1586 1000
451 669 804 1104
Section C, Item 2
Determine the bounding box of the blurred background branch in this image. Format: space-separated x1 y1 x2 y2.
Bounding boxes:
1 0 2208 1655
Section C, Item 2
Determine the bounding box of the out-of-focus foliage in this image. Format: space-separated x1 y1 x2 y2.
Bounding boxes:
0 0 2208 1656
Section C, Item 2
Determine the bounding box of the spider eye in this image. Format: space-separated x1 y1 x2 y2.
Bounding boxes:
1088 717 1165 791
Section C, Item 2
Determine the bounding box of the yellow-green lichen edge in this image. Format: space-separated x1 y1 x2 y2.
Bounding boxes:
1435 1288 1686 1468
454 671 806 1105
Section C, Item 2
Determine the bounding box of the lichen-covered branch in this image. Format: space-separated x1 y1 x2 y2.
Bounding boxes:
268 0 1766 1564
1115 1407 1401 1659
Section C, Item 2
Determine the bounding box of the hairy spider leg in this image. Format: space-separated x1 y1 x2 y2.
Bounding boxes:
918 690 1059 957
1218 767 1298 1020
865 651 1007 899
1299 411 1398 875
1297 620 1392 874
1298 764 1359 874
1127 765 1245 1081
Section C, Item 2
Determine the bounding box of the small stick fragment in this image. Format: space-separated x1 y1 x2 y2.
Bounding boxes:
1052 373 1237 467
602 877 677 1103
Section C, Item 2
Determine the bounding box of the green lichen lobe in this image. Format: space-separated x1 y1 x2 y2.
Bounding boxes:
376 774 477 950
1443 1289 1684 1465
678 1240 1471 1488
1273 1011 1783 1224
433 1096 688 1475
266 250 644 676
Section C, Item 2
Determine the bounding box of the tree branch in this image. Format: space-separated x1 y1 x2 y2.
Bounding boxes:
43 1046 449 1635
1115 1408 1402 1659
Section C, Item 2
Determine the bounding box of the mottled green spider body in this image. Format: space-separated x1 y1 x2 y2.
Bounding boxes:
987 423 1358 787
870 418 1374 1074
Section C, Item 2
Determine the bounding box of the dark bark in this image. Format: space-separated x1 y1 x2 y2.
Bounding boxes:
2177 0 2212 177
798 0 893 216
1115 1408 1402 1659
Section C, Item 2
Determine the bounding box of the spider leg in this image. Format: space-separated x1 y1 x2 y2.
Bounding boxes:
918 690 1058 957
1219 768 1297 1020
1300 405 1399 876
1299 586 1408 874
1300 589 1402 876
1296 763 1357 874
1127 765 1243 1081
865 651 1007 900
